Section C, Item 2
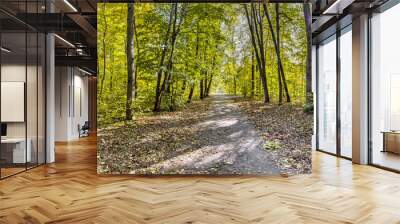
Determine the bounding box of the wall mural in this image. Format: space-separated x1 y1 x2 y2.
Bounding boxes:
97 3 313 175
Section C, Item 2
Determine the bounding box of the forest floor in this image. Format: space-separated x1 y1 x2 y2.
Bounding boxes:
98 95 312 175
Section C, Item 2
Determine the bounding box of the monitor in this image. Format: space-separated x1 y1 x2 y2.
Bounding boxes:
1 123 7 137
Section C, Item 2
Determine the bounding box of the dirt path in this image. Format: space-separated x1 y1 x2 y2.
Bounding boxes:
149 95 281 175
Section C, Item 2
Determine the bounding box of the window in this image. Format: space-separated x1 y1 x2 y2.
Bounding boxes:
340 27 352 158
370 3 400 171
317 35 337 154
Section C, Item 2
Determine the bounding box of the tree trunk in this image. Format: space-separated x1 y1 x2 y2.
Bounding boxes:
200 79 204 99
258 66 261 96
125 3 135 121
200 40 208 99
155 3 186 111
244 4 269 103
109 47 114 91
187 84 195 103
182 80 186 92
304 2 313 104
134 16 139 99
154 4 175 112
164 61 174 94
205 53 216 97
263 3 290 102
100 3 107 97
233 75 236 96
182 62 188 92
163 4 179 96
276 4 283 104
251 50 255 98
206 75 213 97
252 3 269 102
204 73 208 96
134 64 138 98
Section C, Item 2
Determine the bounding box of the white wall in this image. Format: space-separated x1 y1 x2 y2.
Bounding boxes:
1 62 46 164
55 67 69 141
1 65 41 137
55 67 89 141
71 72 89 138
1 65 26 139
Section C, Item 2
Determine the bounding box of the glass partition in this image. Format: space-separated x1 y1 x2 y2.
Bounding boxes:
317 35 337 154
38 32 46 165
1 31 28 177
339 27 352 158
27 31 38 169
0 1 46 179
370 4 400 171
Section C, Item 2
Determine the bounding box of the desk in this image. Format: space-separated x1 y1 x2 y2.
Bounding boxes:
382 131 400 154
1 138 31 163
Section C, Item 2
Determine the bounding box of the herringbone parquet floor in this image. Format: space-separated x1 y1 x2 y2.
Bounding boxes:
1 136 400 223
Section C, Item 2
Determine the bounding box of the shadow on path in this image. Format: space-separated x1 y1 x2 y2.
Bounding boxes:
146 95 281 175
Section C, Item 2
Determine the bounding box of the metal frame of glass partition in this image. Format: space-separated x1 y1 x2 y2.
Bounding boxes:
315 23 353 161
0 0 47 180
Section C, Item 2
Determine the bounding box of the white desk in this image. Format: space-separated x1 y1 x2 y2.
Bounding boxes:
1 138 31 163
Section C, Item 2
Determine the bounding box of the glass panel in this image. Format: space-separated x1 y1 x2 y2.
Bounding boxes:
318 36 337 154
371 4 400 171
0 0 46 178
26 0 40 169
1 30 27 177
340 28 352 158
38 32 45 165
27 31 38 169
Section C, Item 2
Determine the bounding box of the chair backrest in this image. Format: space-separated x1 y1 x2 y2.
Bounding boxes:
82 121 90 129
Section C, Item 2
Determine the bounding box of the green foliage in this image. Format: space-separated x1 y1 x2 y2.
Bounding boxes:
97 3 307 127
263 140 282 151
303 103 314 114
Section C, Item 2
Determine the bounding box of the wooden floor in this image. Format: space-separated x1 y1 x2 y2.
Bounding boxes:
0 167 26 178
372 150 400 171
1 136 400 223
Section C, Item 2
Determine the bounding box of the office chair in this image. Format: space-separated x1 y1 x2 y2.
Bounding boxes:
79 121 90 138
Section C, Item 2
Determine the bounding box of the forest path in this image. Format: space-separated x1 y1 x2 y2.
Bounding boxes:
151 95 281 175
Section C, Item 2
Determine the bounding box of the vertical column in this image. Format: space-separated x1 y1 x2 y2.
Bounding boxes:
54 67 72 141
46 33 55 163
352 14 369 164
88 77 97 134
336 30 341 156
46 0 55 163
312 45 317 150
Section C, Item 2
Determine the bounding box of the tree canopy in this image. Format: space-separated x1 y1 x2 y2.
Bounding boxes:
97 3 308 126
